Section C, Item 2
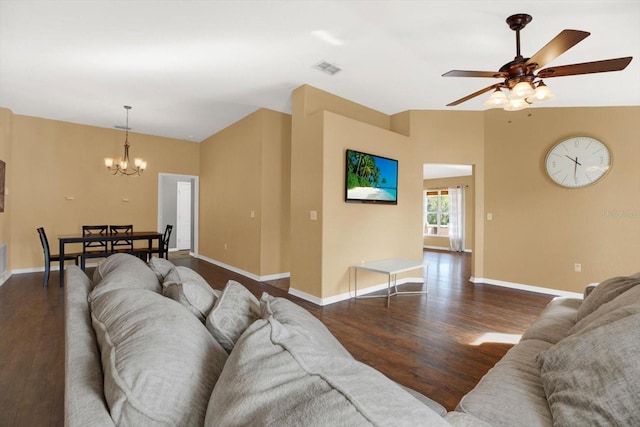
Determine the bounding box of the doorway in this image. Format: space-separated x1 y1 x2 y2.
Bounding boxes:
176 181 192 250
422 164 473 253
158 173 199 255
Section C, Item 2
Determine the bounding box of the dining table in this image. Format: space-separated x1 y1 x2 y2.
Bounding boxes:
58 230 163 284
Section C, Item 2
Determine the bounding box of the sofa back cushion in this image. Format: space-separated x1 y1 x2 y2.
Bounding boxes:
147 256 175 282
90 253 161 301
91 288 228 426
204 315 450 427
205 280 260 353
163 266 221 322
570 285 640 335
577 275 640 322
260 292 352 358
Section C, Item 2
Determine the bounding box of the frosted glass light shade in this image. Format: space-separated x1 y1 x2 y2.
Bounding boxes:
485 89 509 108
528 82 556 103
503 98 529 111
511 81 535 98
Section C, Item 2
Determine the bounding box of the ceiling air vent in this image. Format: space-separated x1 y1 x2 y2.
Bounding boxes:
314 61 341 76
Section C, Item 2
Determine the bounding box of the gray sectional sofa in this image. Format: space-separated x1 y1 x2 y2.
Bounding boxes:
64 253 640 426
454 274 640 426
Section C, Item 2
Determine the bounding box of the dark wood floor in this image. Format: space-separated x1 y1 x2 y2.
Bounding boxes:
0 250 553 426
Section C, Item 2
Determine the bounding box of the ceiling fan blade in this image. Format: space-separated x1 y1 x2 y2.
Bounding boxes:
446 84 502 107
442 70 506 78
526 30 590 69
537 57 633 78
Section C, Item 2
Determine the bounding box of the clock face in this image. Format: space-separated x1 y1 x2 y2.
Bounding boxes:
545 136 611 188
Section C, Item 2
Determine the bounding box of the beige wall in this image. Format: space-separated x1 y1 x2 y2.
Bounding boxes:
2 94 638 298
290 85 422 299
423 175 474 251
4 111 199 270
403 110 486 278
483 106 640 293
199 108 290 277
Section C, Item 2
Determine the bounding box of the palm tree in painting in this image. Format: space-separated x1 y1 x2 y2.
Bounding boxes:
347 151 381 189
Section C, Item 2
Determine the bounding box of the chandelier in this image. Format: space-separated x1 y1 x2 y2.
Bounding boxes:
104 105 147 176
484 80 555 111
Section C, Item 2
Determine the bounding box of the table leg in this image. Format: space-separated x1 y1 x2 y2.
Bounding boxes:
387 274 392 307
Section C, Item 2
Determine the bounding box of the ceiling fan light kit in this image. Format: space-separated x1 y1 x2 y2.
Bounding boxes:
444 13 632 111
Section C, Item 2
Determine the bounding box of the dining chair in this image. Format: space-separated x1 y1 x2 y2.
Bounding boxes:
81 225 109 270
147 224 173 260
109 224 134 253
37 227 81 287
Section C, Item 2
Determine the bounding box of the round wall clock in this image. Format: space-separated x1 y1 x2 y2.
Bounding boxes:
544 136 612 188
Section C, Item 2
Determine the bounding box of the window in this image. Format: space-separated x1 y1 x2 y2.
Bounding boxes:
424 189 450 236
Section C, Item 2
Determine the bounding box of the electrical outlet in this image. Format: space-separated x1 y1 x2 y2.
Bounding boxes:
224 243 228 251
574 263 582 272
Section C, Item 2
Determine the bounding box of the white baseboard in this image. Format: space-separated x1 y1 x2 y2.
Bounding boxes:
196 255 290 283
10 262 101 276
289 276 425 306
470 277 583 299
423 245 472 253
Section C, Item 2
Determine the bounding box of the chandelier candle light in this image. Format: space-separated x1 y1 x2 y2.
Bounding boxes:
105 105 147 176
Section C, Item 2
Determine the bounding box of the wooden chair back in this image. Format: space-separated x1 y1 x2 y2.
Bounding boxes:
81 225 108 253
109 224 133 252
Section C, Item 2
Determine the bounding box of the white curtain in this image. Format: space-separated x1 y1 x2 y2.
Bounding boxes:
449 186 465 252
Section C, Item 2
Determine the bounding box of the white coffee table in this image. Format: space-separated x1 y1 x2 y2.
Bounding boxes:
353 258 429 307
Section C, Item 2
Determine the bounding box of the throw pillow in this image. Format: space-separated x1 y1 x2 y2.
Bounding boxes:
91 288 228 426
163 266 220 322
148 256 175 282
537 314 640 426
260 292 352 358
89 253 161 301
577 275 640 321
205 280 260 353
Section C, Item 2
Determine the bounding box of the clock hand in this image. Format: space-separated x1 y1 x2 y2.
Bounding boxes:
565 155 582 165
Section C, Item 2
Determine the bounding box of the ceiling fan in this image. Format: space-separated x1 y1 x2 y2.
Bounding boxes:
442 14 633 111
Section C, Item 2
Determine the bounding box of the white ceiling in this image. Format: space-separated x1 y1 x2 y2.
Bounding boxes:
423 164 472 180
1 1 638 142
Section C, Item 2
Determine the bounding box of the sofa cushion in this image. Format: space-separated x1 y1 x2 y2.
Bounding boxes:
260 292 351 358
520 297 581 344
576 275 640 322
204 316 450 427
569 285 640 335
456 339 554 427
444 411 494 427
163 266 221 322
90 253 161 301
91 288 228 426
538 313 640 426
148 256 175 282
205 280 260 353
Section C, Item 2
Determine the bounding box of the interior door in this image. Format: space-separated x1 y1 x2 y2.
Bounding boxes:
176 181 192 250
